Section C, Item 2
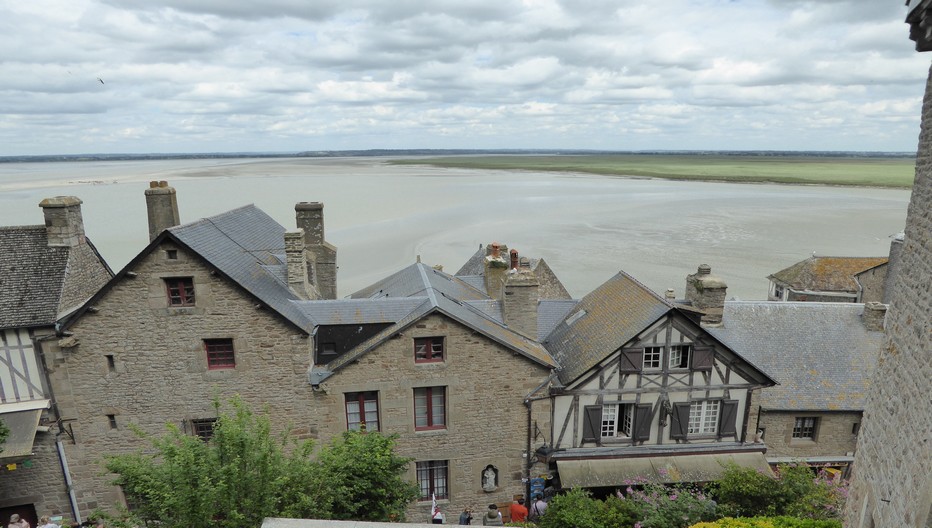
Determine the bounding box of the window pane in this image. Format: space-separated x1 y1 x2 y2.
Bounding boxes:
346 400 361 430
431 390 445 426
600 404 617 437
415 389 428 427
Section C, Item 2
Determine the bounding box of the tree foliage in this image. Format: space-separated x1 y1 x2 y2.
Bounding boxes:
712 464 846 520
105 397 417 528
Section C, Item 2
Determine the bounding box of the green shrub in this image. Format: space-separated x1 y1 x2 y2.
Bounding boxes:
713 463 846 520
688 515 842 528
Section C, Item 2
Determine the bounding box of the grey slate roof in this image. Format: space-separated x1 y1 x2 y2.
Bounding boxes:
454 244 572 300
707 301 882 411
0 226 110 329
544 271 673 385
538 299 579 341
0 226 70 329
768 256 888 293
293 298 426 325
168 205 316 332
310 263 556 382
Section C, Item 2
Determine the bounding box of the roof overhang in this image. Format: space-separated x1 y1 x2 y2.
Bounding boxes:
556 451 772 487
0 399 50 459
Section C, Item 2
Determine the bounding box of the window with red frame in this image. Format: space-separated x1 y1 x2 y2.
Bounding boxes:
416 460 449 500
414 386 446 430
414 337 444 362
165 277 195 306
204 339 235 369
345 391 380 432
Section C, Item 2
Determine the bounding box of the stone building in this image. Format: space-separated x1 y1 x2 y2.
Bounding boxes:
709 301 885 476
51 183 555 521
540 271 775 490
844 4 932 525
766 256 888 303
0 197 112 526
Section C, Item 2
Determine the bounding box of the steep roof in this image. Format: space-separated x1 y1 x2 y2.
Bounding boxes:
544 271 673 385
0 226 110 329
309 263 556 383
707 301 883 411
768 256 888 293
168 205 316 332
455 244 572 300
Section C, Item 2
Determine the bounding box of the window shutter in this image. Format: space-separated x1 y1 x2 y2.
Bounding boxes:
619 348 642 373
582 405 602 443
692 345 714 371
718 400 739 437
670 403 691 440
633 404 653 442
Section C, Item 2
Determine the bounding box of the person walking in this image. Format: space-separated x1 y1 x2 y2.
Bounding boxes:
36 517 59 528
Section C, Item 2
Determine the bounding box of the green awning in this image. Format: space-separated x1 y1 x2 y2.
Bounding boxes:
0 399 50 459
556 452 772 487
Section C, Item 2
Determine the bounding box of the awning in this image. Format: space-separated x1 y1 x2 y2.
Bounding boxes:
0 399 50 459
557 452 772 487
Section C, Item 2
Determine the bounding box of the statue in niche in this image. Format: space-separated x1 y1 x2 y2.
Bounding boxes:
482 465 498 492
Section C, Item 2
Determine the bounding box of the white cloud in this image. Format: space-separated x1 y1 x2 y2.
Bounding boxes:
0 0 927 154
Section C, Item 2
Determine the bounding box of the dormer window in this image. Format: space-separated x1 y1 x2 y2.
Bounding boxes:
165 277 195 306
415 337 444 363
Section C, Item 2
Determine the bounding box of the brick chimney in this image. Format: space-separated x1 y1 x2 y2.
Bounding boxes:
685 264 728 326
295 202 337 299
144 180 180 241
284 229 312 299
503 254 539 339
39 196 86 247
862 302 887 332
484 242 509 299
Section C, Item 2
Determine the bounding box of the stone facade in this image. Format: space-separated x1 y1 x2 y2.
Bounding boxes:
844 60 932 527
312 313 552 520
754 410 861 460
50 235 552 522
854 263 887 304
50 240 318 514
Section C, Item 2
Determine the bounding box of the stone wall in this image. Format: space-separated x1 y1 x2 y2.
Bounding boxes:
312 313 553 522
844 61 932 528
855 264 887 304
50 240 318 517
756 410 860 459
0 431 76 525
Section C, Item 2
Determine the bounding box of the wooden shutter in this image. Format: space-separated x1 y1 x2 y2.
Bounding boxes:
692 345 714 371
718 400 739 437
582 405 602 443
670 403 691 440
633 404 653 442
619 348 642 373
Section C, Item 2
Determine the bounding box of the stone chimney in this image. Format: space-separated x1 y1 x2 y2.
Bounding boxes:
862 302 887 332
284 229 312 299
665 288 676 300
484 242 509 299
685 264 728 326
295 202 337 299
883 232 904 304
144 180 181 241
39 196 86 247
503 262 540 339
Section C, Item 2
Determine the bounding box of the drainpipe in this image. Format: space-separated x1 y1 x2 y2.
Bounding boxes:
35 331 82 524
57 437 82 524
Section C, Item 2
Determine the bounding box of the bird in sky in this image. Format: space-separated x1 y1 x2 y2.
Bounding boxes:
97 77 104 84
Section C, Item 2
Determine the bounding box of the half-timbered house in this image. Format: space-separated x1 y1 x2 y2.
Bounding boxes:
540 271 776 490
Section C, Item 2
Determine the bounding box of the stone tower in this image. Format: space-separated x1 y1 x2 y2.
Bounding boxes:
844 4 932 526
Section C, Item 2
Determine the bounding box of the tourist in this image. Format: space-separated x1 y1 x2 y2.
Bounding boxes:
510 498 528 523
458 508 473 525
7 514 30 528
36 517 59 528
528 494 547 521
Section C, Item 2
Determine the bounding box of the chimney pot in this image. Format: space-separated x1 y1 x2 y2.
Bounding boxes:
665 288 676 300
149 181 159 188
39 196 86 247
491 242 502 258
697 264 712 275
510 249 519 269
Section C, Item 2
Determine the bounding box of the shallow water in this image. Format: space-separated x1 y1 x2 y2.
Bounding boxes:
0 157 911 300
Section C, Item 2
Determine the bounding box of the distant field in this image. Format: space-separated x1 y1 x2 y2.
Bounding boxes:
389 154 916 188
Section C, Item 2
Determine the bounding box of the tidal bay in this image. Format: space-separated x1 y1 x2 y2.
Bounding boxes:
0 157 911 300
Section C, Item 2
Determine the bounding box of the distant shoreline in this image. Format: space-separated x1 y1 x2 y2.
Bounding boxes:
0 149 916 164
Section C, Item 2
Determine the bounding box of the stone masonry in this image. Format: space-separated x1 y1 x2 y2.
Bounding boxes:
50 239 319 513
844 60 932 527
310 312 553 521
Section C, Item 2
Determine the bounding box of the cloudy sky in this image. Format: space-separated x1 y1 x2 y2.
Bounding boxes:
1 0 929 155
